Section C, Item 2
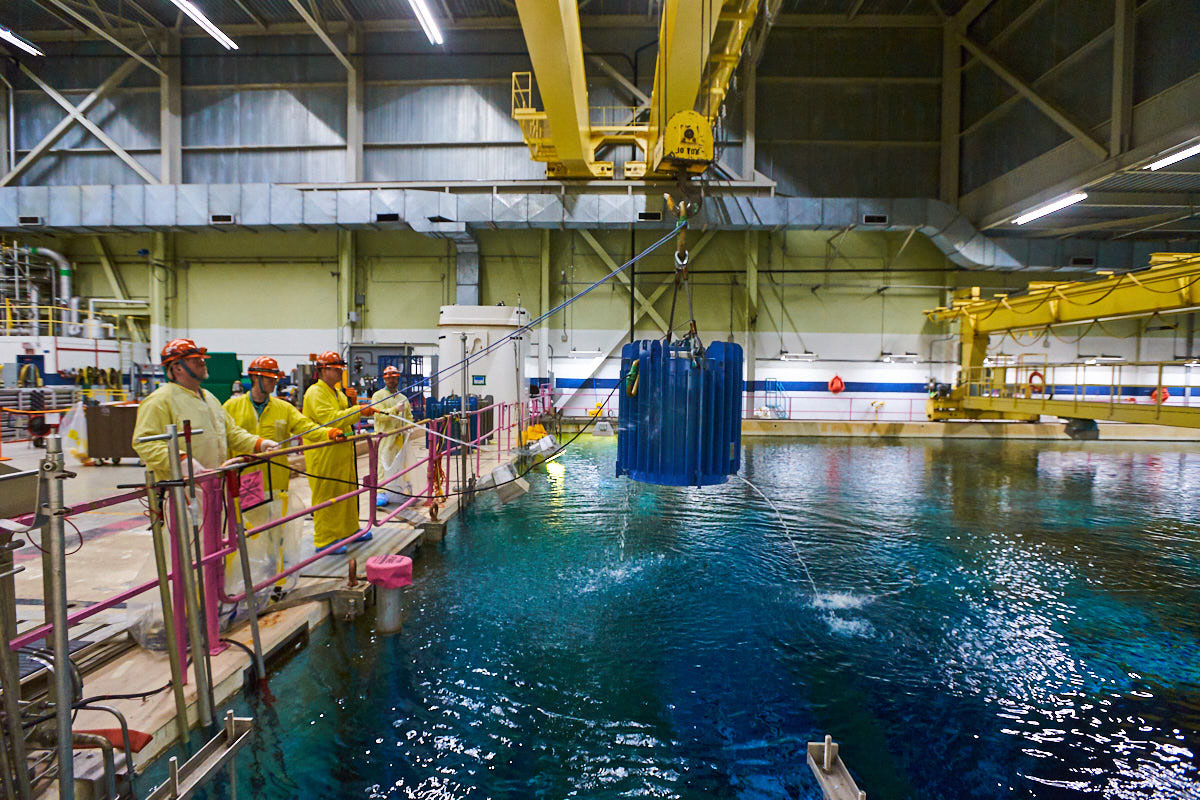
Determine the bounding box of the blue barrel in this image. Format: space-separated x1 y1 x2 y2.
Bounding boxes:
616 340 743 486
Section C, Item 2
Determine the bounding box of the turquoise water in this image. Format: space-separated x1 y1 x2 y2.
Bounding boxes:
150 438 1200 798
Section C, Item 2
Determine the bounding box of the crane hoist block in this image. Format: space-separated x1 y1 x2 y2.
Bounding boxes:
616 339 743 487
661 110 714 175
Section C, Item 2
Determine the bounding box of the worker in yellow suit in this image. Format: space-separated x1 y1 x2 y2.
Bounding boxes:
133 338 277 480
224 356 340 589
302 351 375 555
371 365 415 506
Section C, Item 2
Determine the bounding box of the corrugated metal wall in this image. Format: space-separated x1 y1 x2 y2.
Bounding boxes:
9 1 1198 196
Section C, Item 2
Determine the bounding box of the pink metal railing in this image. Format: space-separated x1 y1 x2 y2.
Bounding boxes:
7 393 536 669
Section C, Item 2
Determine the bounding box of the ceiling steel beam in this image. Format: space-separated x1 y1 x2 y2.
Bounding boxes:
43 0 164 75
964 73 1200 229
773 14 941 28
1081 192 1199 208
1110 0 1135 157
20 64 160 184
951 29 1107 159
232 0 269 30
0 55 144 186
953 0 995 26
283 0 355 71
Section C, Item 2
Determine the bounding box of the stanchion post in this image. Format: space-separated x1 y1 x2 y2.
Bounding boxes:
145 473 192 751
162 425 215 728
43 437 74 799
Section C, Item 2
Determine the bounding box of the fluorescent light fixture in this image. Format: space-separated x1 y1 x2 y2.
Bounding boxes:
1013 192 1088 225
407 0 444 45
881 352 920 364
569 348 603 358
168 1 238 50
779 350 818 362
1185 360 1200 368
1079 354 1124 365
1144 141 1200 171
0 25 44 57
983 353 1014 366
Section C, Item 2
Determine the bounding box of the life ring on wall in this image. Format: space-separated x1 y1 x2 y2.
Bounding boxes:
1028 370 1045 395
828 375 845 394
1151 386 1170 404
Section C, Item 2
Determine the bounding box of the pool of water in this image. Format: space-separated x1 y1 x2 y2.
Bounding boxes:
150 437 1200 799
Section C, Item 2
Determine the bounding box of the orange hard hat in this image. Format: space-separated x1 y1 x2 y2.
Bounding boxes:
382 365 401 378
161 338 209 367
247 356 284 379
312 350 345 368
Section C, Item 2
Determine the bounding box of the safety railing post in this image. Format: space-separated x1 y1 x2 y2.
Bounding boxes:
44 436 74 800
367 436 379 528
223 474 266 685
145 473 191 749
162 426 215 729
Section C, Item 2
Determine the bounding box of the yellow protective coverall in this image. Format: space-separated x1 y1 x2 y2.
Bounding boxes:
369 388 413 469
223 394 332 499
132 382 263 479
302 380 362 549
223 393 333 589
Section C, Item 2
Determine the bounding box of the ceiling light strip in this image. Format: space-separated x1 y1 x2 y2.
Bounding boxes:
1013 192 1088 225
168 0 238 50
0 25 44 57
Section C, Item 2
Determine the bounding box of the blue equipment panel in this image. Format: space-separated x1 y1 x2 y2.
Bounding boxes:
616 340 743 486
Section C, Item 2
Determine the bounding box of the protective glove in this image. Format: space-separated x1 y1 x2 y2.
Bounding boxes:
255 438 280 452
328 428 346 441
179 454 207 477
344 386 358 403
358 405 375 417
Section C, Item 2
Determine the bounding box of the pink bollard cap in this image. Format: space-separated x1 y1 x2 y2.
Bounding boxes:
364 554 413 589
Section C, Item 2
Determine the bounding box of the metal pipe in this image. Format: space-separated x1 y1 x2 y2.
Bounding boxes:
44 436 75 799
71 733 116 800
164 426 215 728
145 474 192 752
74 704 136 800
227 478 266 684
28 248 79 336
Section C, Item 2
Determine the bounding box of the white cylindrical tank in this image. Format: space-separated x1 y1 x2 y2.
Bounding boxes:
436 305 528 408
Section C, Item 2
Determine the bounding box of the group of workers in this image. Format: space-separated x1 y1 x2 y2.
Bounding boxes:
131 338 414 560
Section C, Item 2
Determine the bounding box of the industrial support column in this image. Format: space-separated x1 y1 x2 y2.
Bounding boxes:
338 230 356 350
745 231 760 404
741 58 756 181
150 232 172 356
346 27 364 182
539 230 550 385
159 32 181 184
939 25 961 206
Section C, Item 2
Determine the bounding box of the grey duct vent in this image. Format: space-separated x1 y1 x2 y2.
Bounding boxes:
1070 256 1097 267
638 211 662 221
375 212 400 223
862 213 889 225
428 214 452 223
209 213 235 225
18 216 43 226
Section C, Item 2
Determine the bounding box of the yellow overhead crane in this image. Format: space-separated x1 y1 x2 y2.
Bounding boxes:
511 0 757 179
924 253 1200 430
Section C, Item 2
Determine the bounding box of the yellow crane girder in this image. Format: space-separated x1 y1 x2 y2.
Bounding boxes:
511 0 757 180
925 253 1200 334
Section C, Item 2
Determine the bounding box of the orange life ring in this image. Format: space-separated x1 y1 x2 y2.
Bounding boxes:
828 375 845 394
1028 371 1045 395
1152 386 1170 403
